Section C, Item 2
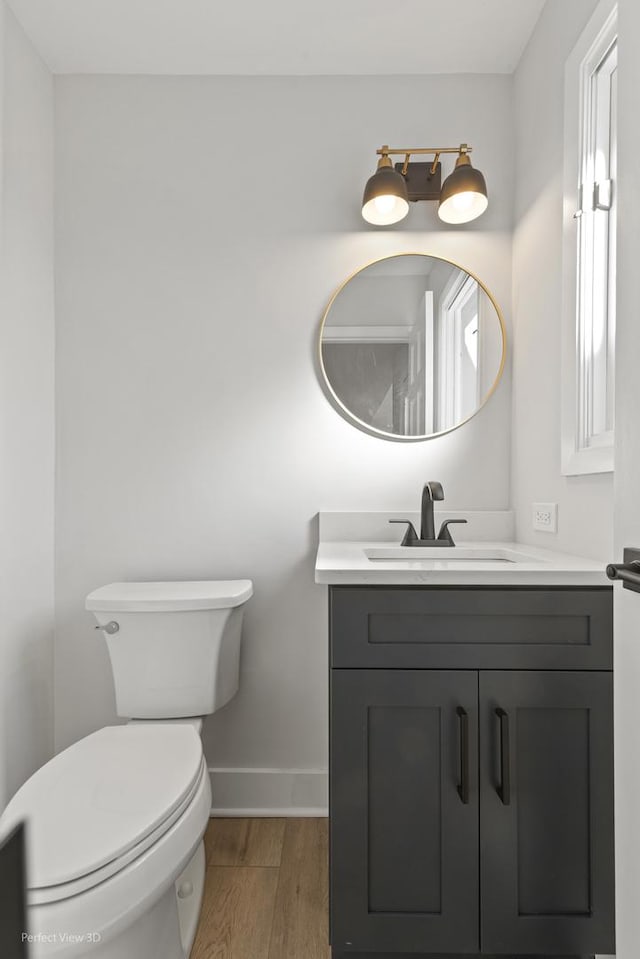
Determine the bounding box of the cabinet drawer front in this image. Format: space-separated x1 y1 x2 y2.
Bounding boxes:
330 586 612 669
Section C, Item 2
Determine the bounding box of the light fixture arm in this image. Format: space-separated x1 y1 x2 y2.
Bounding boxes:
377 142 472 182
375 143 473 159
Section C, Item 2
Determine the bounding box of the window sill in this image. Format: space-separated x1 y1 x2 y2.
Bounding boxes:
561 443 614 476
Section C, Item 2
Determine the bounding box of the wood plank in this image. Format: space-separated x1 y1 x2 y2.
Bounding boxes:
205 818 286 867
268 818 330 959
191 865 279 959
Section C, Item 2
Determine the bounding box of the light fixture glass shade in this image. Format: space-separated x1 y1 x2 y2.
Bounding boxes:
362 159 409 226
438 155 488 224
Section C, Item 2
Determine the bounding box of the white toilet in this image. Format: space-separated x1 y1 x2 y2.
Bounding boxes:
0 579 253 959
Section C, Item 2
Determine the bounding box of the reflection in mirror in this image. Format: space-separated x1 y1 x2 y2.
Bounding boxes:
319 254 504 440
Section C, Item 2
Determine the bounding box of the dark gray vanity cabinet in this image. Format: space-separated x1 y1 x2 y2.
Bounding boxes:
329 586 615 959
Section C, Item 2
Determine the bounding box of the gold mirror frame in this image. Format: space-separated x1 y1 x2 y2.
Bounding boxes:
318 252 507 442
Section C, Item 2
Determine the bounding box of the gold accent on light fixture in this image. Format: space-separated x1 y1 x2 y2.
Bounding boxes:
375 144 472 158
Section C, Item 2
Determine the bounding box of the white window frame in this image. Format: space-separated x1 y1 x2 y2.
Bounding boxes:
561 0 617 475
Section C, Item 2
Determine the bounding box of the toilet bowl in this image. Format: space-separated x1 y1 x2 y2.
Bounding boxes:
0 579 253 958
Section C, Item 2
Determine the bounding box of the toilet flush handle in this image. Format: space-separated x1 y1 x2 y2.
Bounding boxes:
94 621 120 635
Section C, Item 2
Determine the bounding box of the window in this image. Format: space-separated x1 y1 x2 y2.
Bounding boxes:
562 0 617 475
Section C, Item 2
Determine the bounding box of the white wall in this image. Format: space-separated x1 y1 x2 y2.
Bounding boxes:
54 74 514 810
511 0 613 561
0 3 55 810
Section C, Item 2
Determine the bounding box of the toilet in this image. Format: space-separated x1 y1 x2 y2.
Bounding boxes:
0 579 253 959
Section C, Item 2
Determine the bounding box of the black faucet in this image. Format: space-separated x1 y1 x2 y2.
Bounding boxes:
420 480 444 540
389 481 468 547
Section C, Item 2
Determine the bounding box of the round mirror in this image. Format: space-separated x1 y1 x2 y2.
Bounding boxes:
319 253 505 440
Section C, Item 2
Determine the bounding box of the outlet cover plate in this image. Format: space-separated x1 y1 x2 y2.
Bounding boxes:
533 502 558 533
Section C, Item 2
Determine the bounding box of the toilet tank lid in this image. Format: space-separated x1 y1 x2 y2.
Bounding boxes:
86 579 253 612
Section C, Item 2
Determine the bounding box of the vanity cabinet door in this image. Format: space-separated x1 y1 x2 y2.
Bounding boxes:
479 670 615 956
330 669 479 954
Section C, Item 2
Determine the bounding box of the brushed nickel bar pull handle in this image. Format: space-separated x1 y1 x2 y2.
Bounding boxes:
495 707 511 806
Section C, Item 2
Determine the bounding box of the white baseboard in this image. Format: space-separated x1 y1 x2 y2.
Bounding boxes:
208 767 328 817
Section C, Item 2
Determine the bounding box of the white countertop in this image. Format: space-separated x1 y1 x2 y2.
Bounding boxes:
315 540 610 587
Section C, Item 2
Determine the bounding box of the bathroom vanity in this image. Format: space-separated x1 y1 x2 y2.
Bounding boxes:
316 514 615 959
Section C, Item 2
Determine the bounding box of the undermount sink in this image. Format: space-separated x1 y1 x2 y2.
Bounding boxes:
364 546 546 564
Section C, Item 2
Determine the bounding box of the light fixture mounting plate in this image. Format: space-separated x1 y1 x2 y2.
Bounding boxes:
394 161 442 202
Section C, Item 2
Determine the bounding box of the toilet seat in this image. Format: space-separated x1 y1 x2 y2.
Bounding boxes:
1 724 205 904
28 756 208 905
18 761 212 958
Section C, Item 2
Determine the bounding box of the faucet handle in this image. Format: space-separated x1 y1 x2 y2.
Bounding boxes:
437 519 467 546
389 520 420 547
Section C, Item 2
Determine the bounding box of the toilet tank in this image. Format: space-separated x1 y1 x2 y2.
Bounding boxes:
86 581 253 720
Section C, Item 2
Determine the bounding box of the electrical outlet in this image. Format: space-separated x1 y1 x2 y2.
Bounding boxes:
532 503 558 533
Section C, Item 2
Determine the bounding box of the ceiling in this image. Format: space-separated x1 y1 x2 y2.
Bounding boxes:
8 0 548 75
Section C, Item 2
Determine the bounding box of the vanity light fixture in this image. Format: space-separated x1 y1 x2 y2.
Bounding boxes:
361 143 488 226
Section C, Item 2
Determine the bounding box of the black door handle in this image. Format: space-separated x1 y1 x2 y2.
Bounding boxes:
495 707 511 805
606 547 640 593
456 706 470 804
